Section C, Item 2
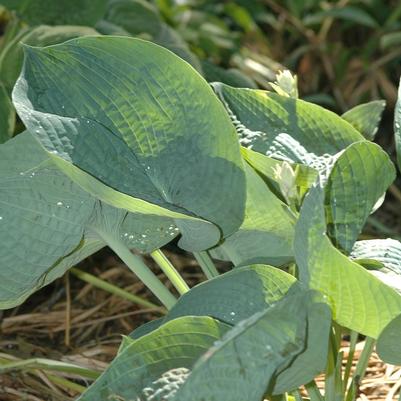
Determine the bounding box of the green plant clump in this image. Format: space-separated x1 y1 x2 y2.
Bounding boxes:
1 35 401 401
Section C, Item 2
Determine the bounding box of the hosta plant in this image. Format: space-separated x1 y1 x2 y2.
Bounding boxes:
1 36 401 401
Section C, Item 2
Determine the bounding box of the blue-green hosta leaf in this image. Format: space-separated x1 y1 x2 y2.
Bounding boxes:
351 239 401 294
13 36 246 251
163 266 330 395
377 314 401 365
341 100 386 140
212 163 296 266
165 265 297 325
0 82 14 143
77 316 231 401
395 78 401 171
325 142 395 253
212 83 364 160
0 25 99 94
79 290 324 401
0 132 190 309
1 0 107 26
295 183 401 338
171 290 324 401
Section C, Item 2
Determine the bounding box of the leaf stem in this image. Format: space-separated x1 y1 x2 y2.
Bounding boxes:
70 267 162 310
346 337 375 401
98 231 177 309
343 331 358 393
193 251 219 279
305 380 324 401
150 249 190 295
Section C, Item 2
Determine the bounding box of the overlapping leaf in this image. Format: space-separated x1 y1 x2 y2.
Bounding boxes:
295 183 401 338
0 132 193 309
13 36 246 251
79 289 328 401
77 316 230 401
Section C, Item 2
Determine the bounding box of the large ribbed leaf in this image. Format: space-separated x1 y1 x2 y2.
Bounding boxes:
77 316 230 401
395 78 401 171
1 0 107 26
325 142 395 253
213 83 364 158
295 183 401 337
341 100 385 140
351 239 401 294
87 290 323 401
212 163 295 266
377 314 401 365
0 132 192 309
0 25 99 94
13 36 246 251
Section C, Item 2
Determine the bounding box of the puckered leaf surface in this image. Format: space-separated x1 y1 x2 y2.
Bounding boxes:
351 239 401 294
213 83 364 159
13 36 246 251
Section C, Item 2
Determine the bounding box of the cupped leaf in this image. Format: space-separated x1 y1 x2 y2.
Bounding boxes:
0 82 14 143
1 0 107 26
212 163 296 266
13 36 246 251
376 314 401 365
76 282 329 401
325 142 395 253
171 290 324 401
164 265 330 395
295 183 401 338
0 132 185 309
351 239 401 294
341 100 386 140
213 83 364 158
0 25 99 94
77 316 231 401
